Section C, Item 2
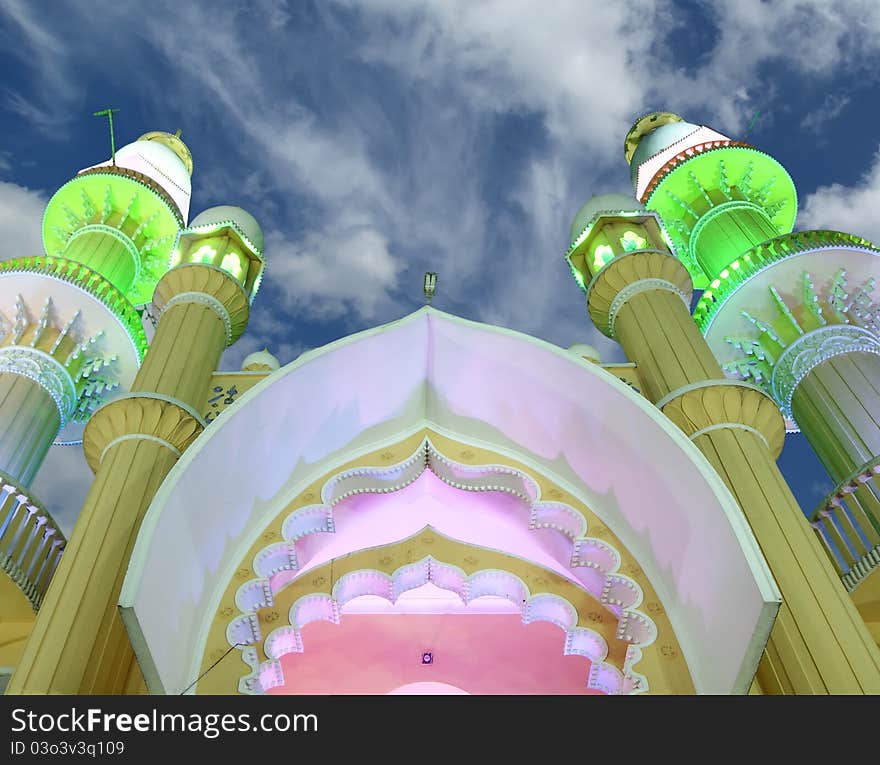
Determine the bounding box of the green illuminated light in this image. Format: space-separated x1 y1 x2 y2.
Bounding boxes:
42 171 183 306
731 259 740 270
620 230 647 252
720 269 729 279
193 244 217 265
221 252 244 281
694 230 880 332
592 244 615 271
644 146 798 287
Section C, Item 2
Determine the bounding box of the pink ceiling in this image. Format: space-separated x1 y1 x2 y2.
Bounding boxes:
267 611 602 695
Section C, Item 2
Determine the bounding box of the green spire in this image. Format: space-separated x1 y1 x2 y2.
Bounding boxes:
93 108 120 166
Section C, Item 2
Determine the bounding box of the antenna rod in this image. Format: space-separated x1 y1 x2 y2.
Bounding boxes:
744 110 761 139
93 108 121 166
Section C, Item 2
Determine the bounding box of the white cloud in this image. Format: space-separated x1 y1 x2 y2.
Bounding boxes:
337 0 666 155
801 93 850 134
219 304 308 371
267 226 401 320
653 1 880 132
0 180 46 257
799 148 880 244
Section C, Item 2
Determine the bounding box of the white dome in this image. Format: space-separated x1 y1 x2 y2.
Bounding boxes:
629 121 700 186
189 205 264 255
81 139 192 221
570 193 645 244
567 343 602 363
241 348 279 371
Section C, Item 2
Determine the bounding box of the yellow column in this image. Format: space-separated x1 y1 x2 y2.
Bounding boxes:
791 352 880 484
0 375 60 487
586 243 880 693
7 264 249 693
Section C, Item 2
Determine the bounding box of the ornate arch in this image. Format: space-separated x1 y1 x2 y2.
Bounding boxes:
124 307 776 695
242 545 639 695
194 432 693 695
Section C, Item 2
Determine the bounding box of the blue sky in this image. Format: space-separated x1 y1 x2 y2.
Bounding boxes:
2 0 880 533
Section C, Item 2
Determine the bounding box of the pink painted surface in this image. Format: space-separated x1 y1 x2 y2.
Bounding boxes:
287 471 604 595
267 613 602 695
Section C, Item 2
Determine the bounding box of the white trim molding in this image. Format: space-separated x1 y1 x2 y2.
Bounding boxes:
99 433 183 465
240 559 642 696
608 278 690 338
161 292 232 346
771 324 880 418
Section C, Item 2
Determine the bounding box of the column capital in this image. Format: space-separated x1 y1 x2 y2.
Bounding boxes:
586 250 692 337
83 394 204 473
153 264 250 345
660 380 786 458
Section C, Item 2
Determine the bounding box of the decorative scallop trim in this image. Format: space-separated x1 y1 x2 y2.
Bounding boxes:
228 438 658 696
771 324 880 419
697 231 880 333
0 346 76 426
70 167 184 225
0 256 147 360
244 558 627 695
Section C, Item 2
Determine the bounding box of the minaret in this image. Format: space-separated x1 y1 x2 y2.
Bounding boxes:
566 193 880 693
7 205 265 694
0 131 191 627
628 113 880 593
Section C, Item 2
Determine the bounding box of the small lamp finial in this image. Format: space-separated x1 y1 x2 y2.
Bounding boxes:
423 272 437 304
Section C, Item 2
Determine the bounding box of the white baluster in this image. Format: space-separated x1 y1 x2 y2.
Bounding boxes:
17 515 47 569
5 498 33 556
0 488 24 540
25 527 54 580
33 537 63 593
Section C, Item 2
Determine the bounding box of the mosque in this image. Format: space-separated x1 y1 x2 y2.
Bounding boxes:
1 112 879 695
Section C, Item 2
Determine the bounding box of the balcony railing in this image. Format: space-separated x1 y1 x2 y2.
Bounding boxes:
809 457 880 592
0 478 65 610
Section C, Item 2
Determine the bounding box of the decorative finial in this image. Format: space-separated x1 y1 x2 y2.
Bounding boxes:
423 272 437 304
174 128 182 138
93 108 120 166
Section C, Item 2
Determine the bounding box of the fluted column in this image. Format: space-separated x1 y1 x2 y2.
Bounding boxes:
0 360 66 488
791 351 880 485
572 205 880 692
7 263 249 694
